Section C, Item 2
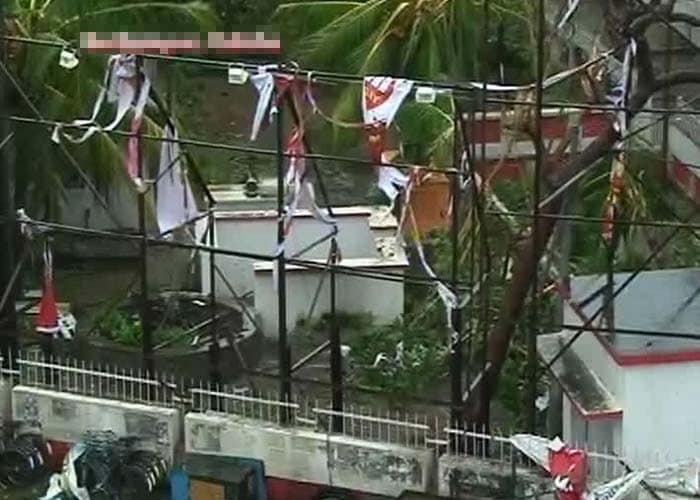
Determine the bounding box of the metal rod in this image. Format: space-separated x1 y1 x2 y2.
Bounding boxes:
291 340 330 373
329 237 343 432
208 209 221 388
450 102 463 433
0 243 27 315
0 14 18 367
276 91 292 421
136 56 154 376
526 0 545 433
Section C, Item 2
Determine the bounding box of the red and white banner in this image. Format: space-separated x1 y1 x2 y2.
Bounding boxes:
548 438 588 500
362 76 413 164
36 242 59 335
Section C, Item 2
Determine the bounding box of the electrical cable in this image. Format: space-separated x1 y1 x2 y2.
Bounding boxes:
3 113 463 177
7 34 700 118
483 210 700 231
15 216 477 290
3 35 622 101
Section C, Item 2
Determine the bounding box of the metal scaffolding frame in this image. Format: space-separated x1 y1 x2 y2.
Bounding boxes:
0 0 700 442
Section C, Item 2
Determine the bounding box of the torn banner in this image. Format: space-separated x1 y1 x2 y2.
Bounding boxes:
273 127 337 290
52 54 152 147
36 241 76 340
548 437 588 500
362 76 414 164
156 125 199 235
377 152 409 202
250 67 306 141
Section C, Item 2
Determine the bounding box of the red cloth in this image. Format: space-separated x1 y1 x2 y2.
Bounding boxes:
364 123 387 165
36 274 59 334
548 445 588 500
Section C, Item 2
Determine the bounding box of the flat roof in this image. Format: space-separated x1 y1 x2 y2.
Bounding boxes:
253 256 409 273
567 268 700 357
215 206 372 220
538 331 622 420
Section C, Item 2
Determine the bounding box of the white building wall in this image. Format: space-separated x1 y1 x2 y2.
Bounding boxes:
201 209 377 298
564 304 625 405
562 397 622 455
253 261 405 337
622 362 700 468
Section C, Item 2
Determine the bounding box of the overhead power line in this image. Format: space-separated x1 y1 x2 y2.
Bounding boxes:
6 34 700 117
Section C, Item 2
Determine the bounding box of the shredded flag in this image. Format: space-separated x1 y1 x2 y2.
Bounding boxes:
52 54 152 147
250 65 277 141
362 77 414 164
36 241 59 335
156 124 199 235
601 153 626 243
548 438 588 500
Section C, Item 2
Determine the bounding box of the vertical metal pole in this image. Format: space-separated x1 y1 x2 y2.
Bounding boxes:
661 22 673 163
275 92 292 419
329 237 343 432
479 0 492 439
208 210 220 390
137 56 154 375
526 0 546 433
0 5 17 366
450 103 463 433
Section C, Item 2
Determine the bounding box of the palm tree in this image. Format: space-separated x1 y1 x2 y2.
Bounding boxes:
275 0 533 163
5 0 218 218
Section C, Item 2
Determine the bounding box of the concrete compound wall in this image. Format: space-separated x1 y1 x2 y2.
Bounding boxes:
11 386 181 464
185 412 437 497
437 454 551 499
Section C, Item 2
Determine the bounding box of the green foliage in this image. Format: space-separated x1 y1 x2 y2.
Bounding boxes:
7 0 218 216
275 0 533 155
97 310 188 348
296 312 448 400
348 318 449 398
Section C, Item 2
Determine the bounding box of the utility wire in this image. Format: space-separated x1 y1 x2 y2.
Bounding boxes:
484 210 700 231
3 35 620 101
3 114 463 177
16 217 477 290
8 35 700 117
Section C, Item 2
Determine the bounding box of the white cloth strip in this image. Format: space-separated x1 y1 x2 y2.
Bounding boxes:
156 124 199 235
557 0 581 30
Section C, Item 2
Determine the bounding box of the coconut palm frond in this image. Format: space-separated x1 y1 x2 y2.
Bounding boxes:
50 1 218 34
291 0 395 71
9 0 217 218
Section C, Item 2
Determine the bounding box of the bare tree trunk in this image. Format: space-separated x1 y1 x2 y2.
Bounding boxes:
467 0 700 424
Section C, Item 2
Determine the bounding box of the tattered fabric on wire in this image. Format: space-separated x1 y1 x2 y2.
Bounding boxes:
156 124 199 236
399 171 470 350
377 152 409 202
557 0 581 30
607 39 637 137
51 54 153 146
249 66 306 141
272 126 337 290
36 240 76 340
362 76 414 165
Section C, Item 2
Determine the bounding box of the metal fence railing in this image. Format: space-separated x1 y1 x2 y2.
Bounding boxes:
190 383 437 449
15 351 179 408
1 351 631 485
